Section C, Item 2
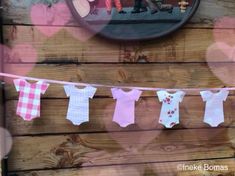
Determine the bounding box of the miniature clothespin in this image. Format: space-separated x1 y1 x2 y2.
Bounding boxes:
178 0 189 13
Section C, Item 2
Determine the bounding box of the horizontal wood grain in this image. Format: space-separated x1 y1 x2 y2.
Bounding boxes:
8 158 235 176
3 25 120 63
4 63 231 99
2 0 235 28
7 128 235 171
3 26 219 63
5 96 235 135
3 0 235 175
0 83 3 174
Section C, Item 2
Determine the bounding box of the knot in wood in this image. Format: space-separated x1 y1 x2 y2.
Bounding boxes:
162 145 177 152
117 69 128 82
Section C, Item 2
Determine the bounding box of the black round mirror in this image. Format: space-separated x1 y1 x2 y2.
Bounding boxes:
67 0 200 41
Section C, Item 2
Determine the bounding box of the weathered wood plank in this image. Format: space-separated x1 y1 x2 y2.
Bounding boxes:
8 158 235 176
0 84 3 175
2 0 235 28
121 28 214 63
3 26 120 63
0 67 3 175
0 18 5 173
3 26 218 63
6 96 235 135
4 63 231 99
7 128 235 171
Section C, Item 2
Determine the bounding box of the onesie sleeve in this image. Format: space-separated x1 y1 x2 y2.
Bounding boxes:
177 91 186 103
221 90 229 101
111 88 119 99
200 91 212 102
87 86 97 99
13 79 23 92
133 89 142 101
39 81 50 95
64 85 72 97
157 90 166 102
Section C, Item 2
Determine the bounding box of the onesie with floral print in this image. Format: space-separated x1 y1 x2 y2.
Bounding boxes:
200 90 229 127
157 90 186 128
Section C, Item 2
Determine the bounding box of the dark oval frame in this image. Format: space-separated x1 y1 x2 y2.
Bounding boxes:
66 0 200 41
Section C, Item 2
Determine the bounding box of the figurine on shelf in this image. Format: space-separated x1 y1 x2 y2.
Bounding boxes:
89 0 99 15
105 0 127 15
178 0 189 13
151 0 173 13
131 0 154 14
132 0 173 14
146 0 159 14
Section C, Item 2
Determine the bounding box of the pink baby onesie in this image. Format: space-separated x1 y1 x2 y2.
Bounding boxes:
111 88 142 127
14 79 49 121
157 90 186 128
200 90 229 127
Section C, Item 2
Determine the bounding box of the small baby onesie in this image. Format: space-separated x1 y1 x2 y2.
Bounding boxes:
157 90 186 128
200 90 229 127
64 85 97 125
14 79 49 121
111 88 142 127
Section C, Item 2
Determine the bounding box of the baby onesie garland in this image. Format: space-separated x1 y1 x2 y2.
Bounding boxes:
13 78 229 129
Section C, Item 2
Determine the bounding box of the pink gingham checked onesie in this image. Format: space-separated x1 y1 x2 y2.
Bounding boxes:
14 79 49 121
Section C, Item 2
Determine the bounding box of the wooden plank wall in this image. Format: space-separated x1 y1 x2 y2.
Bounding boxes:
0 0 4 172
2 0 235 175
0 71 3 175
0 86 3 175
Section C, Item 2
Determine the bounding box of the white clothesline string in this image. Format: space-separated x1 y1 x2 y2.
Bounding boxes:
0 72 233 92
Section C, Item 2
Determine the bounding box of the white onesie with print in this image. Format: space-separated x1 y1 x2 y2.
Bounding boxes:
64 85 97 125
157 90 186 128
200 90 229 127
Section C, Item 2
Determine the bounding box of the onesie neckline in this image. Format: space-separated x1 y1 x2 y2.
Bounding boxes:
163 90 180 96
119 88 136 95
73 85 89 92
22 79 43 86
208 90 224 96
